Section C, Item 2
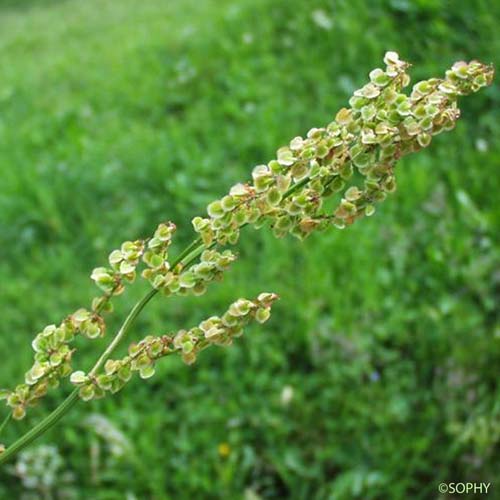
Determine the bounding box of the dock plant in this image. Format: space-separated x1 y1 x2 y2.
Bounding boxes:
0 52 493 465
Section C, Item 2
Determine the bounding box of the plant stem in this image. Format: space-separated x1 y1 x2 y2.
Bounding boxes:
89 288 158 376
0 390 79 465
0 175 313 465
173 237 202 267
0 414 11 437
284 175 310 197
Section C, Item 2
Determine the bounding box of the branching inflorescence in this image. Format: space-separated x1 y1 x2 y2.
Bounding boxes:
0 53 493 462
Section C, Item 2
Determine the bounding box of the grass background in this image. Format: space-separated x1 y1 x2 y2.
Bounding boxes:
0 0 498 498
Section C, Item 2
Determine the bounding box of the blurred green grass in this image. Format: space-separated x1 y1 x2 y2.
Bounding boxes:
0 0 499 498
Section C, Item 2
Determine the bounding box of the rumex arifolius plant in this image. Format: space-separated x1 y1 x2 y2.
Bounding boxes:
0 52 493 464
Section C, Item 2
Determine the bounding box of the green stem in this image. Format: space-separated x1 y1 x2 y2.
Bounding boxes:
0 175 313 465
89 288 158 376
0 390 79 465
283 175 310 197
173 237 202 267
0 414 11 437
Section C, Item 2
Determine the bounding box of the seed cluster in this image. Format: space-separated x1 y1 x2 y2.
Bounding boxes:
93 221 237 298
0 310 105 419
1 53 493 419
193 54 493 243
146 246 237 298
69 293 278 401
